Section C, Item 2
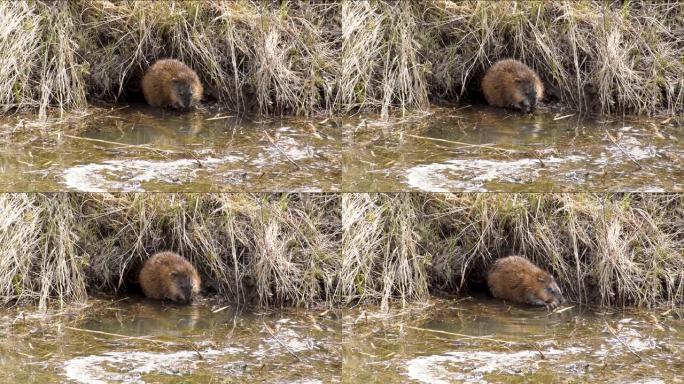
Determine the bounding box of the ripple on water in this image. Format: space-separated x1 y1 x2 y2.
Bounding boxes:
404 135 661 192
61 135 320 192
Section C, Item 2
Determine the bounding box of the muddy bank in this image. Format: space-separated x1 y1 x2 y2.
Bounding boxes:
1 1 681 118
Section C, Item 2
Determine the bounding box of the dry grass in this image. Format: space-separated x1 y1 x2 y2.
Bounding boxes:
342 193 684 308
339 193 428 311
1 1 681 118
1 193 683 309
423 1 684 115
0 193 341 310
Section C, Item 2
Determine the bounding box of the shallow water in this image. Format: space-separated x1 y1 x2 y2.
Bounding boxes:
0 298 341 383
0 105 341 192
343 106 684 192
1 297 680 383
343 296 684 383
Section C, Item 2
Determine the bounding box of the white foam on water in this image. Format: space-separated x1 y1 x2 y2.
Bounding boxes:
595 136 657 166
252 328 315 360
405 347 585 384
405 156 583 192
63 155 243 192
253 136 315 168
63 346 243 384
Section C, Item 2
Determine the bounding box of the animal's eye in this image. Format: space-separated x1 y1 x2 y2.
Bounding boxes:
170 271 178 277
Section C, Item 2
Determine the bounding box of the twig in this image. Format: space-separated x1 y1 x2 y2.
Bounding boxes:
603 321 644 362
63 325 170 346
405 325 510 344
263 321 301 361
62 134 175 156
545 305 574 317
263 130 301 169
212 305 230 313
206 114 234 121
604 129 643 170
553 113 575 121
404 134 517 153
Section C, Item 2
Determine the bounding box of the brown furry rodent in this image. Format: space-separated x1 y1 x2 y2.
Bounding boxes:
139 251 201 304
141 59 203 110
481 59 544 113
487 255 562 310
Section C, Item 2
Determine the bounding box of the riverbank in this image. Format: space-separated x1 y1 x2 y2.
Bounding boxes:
2 1 681 118
341 193 684 309
1 193 682 309
0 193 341 309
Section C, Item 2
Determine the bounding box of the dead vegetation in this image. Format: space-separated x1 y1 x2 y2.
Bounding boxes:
341 193 684 308
0 1 681 118
0 193 341 310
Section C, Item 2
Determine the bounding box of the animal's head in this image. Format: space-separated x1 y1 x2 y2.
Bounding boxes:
166 264 201 303
510 75 540 113
533 270 563 310
170 79 195 110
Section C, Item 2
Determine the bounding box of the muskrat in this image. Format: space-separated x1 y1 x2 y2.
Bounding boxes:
487 255 562 310
138 251 201 304
141 59 203 110
481 59 544 113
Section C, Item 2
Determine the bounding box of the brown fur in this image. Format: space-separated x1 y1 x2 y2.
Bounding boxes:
141 59 203 110
139 251 201 304
487 255 562 310
481 59 544 113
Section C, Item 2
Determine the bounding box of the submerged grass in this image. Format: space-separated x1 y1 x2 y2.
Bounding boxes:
0 1 681 118
0 193 341 310
341 193 684 308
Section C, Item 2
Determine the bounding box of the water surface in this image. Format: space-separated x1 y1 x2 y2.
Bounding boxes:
0 298 341 383
343 296 684 383
343 105 684 191
0 106 340 191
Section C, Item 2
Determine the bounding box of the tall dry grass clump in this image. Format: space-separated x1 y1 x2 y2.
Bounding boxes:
422 1 684 115
1 1 681 117
341 193 684 308
0 193 341 310
339 193 428 310
337 1 428 118
0 2 87 118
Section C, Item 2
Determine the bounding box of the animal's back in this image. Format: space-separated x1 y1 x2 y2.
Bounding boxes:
481 59 544 112
487 255 561 309
141 59 203 110
139 251 201 303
